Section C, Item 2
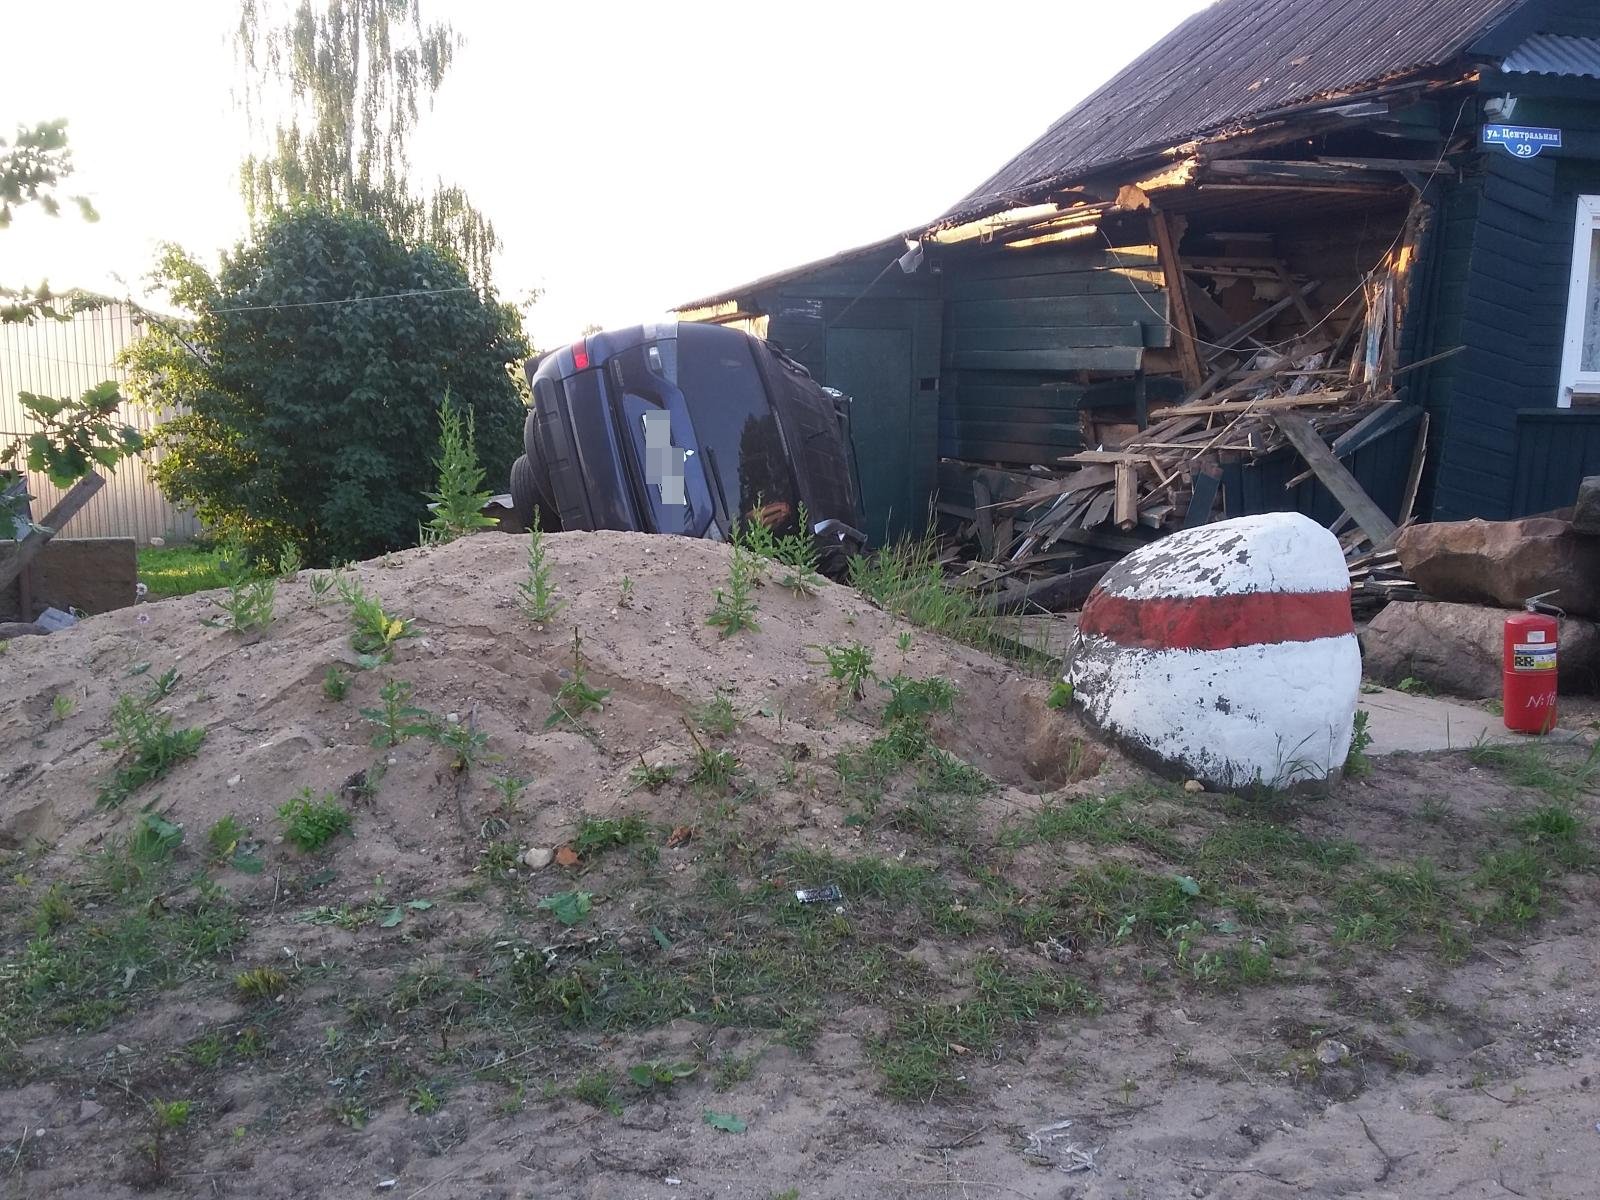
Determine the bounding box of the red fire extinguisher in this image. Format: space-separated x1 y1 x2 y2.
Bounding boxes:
1503 591 1561 734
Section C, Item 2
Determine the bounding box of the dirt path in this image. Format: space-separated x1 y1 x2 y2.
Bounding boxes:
0 532 1595 1199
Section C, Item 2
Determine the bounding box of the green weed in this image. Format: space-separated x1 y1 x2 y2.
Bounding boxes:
336 576 417 661
880 674 956 723
423 399 497 543
207 575 276 632
278 789 353 852
517 510 563 623
572 814 650 857
546 631 611 729
321 666 350 702
629 757 678 792
819 641 874 701
97 694 206 809
50 693 76 722
360 679 433 747
1344 709 1374 778
692 691 740 736
707 547 761 637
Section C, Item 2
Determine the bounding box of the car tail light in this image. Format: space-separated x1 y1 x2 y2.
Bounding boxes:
570 339 590 371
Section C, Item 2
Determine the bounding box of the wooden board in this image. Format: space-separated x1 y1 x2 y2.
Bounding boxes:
948 347 1144 373
1271 413 1397 543
1150 209 1204 390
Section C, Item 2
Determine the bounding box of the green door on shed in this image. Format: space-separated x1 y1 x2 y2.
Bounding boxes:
826 326 916 544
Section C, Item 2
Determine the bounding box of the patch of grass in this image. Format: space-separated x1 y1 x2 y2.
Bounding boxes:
234 966 288 1001
137 546 234 599
1005 791 1180 857
129 813 184 863
692 691 740 737
1047 680 1073 710
687 727 741 796
1469 741 1599 805
570 1070 622 1115
1332 860 1468 960
918 748 991 797
97 694 207 809
628 757 678 792
848 537 1003 654
50 693 76 722
321 666 350 702
870 955 1098 1100
2 871 243 1039
277 789 353 852
572 814 650 857
1060 864 1198 944
880 674 956 723
1194 821 1360 885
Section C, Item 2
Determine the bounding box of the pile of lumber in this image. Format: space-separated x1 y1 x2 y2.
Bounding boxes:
941 254 1438 614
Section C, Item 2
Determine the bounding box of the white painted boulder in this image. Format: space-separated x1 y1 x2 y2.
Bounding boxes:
1065 512 1360 790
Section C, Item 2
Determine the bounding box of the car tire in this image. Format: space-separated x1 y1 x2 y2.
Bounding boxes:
509 454 538 531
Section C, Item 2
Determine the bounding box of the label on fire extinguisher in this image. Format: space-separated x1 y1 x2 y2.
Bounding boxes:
1513 642 1557 671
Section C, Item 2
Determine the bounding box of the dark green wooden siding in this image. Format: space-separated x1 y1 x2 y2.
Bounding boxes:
1420 73 1600 520
1513 410 1600 512
937 245 1169 466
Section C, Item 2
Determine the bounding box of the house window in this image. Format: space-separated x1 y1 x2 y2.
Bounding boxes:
1558 195 1600 407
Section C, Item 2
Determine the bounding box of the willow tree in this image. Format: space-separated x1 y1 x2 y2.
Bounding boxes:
235 0 498 288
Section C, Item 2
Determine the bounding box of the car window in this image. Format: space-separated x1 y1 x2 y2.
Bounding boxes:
677 324 798 532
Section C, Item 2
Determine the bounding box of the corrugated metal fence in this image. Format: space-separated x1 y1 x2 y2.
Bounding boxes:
0 302 197 544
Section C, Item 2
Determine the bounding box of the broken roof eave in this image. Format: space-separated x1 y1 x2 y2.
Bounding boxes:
676 63 1479 316
934 65 1476 232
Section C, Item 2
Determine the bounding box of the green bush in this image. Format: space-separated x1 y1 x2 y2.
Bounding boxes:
125 208 529 565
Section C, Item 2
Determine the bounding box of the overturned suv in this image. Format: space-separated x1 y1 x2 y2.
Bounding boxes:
509 321 865 568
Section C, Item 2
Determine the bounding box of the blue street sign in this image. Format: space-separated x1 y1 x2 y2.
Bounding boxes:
1482 125 1563 159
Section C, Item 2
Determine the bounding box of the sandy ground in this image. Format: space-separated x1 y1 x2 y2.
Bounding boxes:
0 531 1596 1200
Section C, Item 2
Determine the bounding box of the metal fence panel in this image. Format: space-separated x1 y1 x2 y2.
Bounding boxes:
0 302 197 544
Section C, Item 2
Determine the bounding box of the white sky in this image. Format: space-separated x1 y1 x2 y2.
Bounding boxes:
2 0 1209 348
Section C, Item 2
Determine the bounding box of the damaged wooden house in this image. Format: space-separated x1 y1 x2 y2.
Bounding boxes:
675 0 1600 610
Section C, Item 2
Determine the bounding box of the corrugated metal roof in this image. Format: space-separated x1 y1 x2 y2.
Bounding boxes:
942 0 1526 226
1503 32 1600 77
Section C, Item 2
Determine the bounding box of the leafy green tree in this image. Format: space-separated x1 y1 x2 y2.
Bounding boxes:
2 121 141 530
235 0 498 288
124 207 527 564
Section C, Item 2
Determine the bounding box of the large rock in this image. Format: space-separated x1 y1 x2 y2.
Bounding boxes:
1396 518 1600 619
1574 476 1600 536
1361 601 1600 698
1066 512 1359 790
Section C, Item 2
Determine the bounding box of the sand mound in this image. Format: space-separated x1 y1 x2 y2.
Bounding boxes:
1 530 1109 875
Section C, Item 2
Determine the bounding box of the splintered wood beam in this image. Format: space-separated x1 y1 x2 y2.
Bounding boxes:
1113 462 1138 530
1399 411 1430 526
1271 413 1397 544
0 472 105 595
1150 209 1204 390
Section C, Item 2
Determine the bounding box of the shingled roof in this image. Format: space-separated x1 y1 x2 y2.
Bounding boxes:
941 0 1527 227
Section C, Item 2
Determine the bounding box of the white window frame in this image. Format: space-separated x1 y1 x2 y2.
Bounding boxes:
1558 194 1600 407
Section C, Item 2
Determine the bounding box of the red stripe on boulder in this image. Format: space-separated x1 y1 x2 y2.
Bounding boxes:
1078 589 1354 652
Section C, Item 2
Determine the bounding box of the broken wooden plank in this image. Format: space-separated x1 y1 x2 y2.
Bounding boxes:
1271 413 1397 544
1149 388 1356 419
981 561 1115 614
1398 411 1430 526
1201 279 1322 357
973 480 996 560
1113 462 1138 531
1183 470 1222 527
1150 209 1204 390
0 473 105 594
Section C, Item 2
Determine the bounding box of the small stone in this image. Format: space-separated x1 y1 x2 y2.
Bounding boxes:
522 847 553 870
227 774 242 787
1315 1038 1350 1065
77 1100 104 1122
1183 779 1204 793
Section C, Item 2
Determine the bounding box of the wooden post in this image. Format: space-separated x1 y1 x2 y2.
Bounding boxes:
1150 209 1204 391
0 472 105 595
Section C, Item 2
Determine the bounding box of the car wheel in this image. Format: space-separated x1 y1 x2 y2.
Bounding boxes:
509 454 538 530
